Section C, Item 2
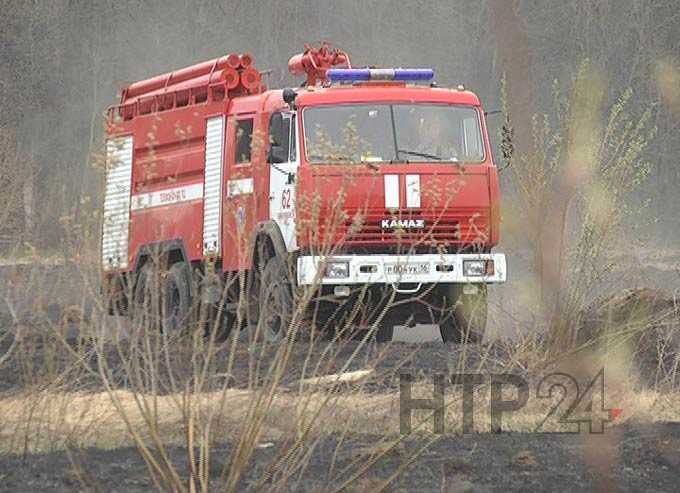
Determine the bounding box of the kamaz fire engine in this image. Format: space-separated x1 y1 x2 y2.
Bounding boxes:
101 43 507 342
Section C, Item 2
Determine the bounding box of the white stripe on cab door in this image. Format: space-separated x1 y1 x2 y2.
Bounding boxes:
384 174 399 209
406 174 421 208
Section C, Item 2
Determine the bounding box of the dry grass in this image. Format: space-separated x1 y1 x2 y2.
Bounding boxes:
2 362 679 453
1 269 679 491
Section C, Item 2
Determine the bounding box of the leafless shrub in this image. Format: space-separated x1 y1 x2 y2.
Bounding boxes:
0 125 36 248
503 60 657 357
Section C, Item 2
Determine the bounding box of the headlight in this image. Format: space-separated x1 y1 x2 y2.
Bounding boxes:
463 259 494 277
325 260 350 279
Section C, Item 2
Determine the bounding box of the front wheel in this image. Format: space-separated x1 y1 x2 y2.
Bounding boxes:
258 256 294 343
437 284 488 343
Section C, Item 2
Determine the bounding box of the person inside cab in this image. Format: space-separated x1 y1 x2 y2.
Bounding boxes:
414 112 460 161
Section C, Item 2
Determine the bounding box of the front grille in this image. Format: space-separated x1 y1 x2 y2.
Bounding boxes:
341 209 489 248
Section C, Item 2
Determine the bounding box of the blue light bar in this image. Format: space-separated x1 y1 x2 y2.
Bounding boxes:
393 69 434 81
327 68 434 83
327 69 371 82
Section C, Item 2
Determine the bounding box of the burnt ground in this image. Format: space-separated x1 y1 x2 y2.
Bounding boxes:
0 422 679 492
1 333 679 492
1 260 680 492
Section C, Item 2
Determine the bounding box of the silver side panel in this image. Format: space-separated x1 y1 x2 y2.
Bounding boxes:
102 135 133 271
202 116 225 256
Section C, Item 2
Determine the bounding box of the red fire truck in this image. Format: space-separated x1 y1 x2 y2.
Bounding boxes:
102 43 506 342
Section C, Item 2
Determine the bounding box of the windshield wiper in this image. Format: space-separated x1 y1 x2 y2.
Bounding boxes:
396 149 443 161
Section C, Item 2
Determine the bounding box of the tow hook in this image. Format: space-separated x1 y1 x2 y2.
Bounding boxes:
391 283 422 294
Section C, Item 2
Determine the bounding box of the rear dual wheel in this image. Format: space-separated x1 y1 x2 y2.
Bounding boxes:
133 261 192 333
197 271 241 341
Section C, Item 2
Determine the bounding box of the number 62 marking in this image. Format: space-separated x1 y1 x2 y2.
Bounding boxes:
281 189 291 209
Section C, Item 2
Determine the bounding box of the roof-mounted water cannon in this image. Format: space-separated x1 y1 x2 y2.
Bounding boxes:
288 42 352 87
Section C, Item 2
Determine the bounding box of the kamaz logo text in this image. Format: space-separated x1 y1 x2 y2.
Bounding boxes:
381 219 425 229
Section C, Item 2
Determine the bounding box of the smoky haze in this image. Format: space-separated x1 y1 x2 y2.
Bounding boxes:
0 0 678 249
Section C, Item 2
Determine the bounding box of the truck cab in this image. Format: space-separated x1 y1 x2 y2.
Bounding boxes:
272 77 506 341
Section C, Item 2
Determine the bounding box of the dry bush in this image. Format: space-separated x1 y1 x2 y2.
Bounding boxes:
578 288 680 390
0 125 36 249
0 241 114 460
502 60 657 357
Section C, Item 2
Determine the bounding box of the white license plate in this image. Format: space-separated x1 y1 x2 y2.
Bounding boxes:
385 262 430 276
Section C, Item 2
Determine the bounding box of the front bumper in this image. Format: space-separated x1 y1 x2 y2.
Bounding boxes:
297 253 507 285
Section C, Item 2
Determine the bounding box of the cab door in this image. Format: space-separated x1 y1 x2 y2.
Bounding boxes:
267 112 299 251
222 114 256 271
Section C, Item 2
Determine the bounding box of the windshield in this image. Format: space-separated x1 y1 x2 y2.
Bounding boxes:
303 104 484 164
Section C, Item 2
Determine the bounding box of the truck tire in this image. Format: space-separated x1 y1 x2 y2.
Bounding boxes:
132 262 160 330
259 255 294 343
438 284 487 343
104 274 129 316
205 297 242 341
161 261 193 333
133 261 192 333
247 239 272 330
215 305 238 341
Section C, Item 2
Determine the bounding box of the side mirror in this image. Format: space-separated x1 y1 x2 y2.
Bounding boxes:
282 88 297 109
498 115 514 173
268 144 287 164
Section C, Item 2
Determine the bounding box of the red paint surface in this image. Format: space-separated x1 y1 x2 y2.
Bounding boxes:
105 51 501 276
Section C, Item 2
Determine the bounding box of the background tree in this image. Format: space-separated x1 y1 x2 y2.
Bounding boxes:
0 0 677 282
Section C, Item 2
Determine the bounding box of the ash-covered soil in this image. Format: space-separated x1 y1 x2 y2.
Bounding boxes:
1 261 680 492
1 334 679 492
1 422 679 492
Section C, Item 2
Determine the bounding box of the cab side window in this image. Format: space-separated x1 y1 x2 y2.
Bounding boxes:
235 118 253 163
289 114 297 161
268 112 295 163
462 116 483 161
269 113 290 155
